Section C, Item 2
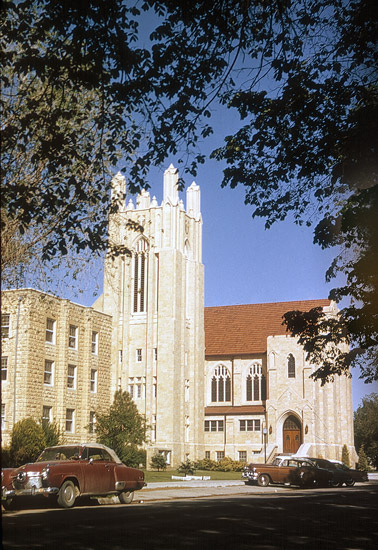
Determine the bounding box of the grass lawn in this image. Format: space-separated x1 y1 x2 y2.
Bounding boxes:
143 469 242 483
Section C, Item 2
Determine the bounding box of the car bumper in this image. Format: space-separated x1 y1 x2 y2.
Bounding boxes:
242 472 258 482
2 486 59 499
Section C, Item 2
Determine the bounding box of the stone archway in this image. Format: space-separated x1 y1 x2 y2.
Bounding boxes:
283 415 301 454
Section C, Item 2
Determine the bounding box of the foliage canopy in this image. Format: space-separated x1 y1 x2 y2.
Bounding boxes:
354 393 378 469
10 417 46 466
95 390 148 467
2 0 377 381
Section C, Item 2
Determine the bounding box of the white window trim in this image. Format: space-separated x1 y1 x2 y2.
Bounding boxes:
91 331 98 355
46 318 56 344
44 359 54 386
68 325 78 350
67 364 77 390
90 369 98 393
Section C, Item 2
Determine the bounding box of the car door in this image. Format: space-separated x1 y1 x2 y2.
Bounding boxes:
82 447 114 495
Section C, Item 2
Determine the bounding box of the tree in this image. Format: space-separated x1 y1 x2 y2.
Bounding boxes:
357 445 369 472
41 419 62 447
95 390 148 467
10 417 46 466
354 393 378 469
150 453 167 472
2 1 377 382
341 444 351 468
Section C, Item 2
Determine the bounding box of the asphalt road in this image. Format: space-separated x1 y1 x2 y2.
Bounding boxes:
2 481 378 550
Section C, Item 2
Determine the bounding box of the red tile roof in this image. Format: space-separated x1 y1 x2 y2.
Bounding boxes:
204 299 331 356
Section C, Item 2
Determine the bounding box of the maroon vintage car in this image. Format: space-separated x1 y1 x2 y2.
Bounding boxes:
2 443 146 509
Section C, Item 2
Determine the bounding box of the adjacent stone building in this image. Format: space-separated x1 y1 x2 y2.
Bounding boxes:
1 166 357 465
1 289 112 445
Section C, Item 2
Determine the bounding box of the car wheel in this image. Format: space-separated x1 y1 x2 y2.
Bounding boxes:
119 491 134 504
330 480 341 487
257 474 270 487
57 480 77 508
345 479 355 487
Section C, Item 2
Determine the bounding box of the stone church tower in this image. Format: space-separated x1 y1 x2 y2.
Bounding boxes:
96 165 205 467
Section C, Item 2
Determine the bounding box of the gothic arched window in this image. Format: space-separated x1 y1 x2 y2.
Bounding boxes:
287 354 296 378
211 365 231 402
246 363 266 401
133 238 148 313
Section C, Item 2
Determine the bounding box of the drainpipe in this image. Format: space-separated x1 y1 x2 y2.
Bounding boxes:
13 296 22 427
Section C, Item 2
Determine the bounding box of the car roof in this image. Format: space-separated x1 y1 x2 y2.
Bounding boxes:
44 443 122 462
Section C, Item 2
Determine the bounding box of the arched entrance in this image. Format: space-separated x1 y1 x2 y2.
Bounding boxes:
283 415 301 454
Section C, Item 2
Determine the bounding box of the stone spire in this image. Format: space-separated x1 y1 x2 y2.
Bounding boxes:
163 164 179 205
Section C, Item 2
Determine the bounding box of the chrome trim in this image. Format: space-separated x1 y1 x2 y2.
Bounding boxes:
3 486 59 498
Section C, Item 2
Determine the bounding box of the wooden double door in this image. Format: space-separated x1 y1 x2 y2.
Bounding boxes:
283 415 301 454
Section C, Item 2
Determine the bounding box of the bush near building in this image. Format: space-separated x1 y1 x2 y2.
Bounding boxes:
10 418 46 467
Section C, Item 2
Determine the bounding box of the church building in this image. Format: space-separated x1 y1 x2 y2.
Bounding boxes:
1 165 357 467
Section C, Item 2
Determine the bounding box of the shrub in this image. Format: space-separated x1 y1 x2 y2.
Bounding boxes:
177 459 195 475
150 453 167 471
121 446 146 468
10 417 46 466
194 457 245 472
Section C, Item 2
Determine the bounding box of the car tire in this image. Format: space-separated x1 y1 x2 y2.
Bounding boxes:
257 474 270 487
119 491 134 504
57 480 77 508
345 479 355 487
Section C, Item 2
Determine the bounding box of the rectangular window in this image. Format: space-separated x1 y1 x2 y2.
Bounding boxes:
136 348 142 362
204 420 224 432
44 360 54 386
91 331 98 354
1 314 10 338
1 356 8 381
65 409 75 433
42 406 52 423
1 404 5 430
154 348 158 361
153 376 157 399
240 419 261 432
89 411 96 434
216 451 225 462
136 383 142 399
129 384 134 398
46 318 56 344
239 451 247 462
90 369 97 393
67 364 76 389
68 325 78 349
119 350 123 364
205 451 210 460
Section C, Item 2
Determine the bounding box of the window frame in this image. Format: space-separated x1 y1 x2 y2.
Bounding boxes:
45 318 56 344
1 314 10 339
67 364 77 390
44 359 54 386
68 324 78 350
42 405 52 423
91 331 98 355
90 369 97 393
1 356 8 382
65 409 75 433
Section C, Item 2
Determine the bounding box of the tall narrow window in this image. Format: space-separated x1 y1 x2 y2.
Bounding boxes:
1 356 8 381
288 354 296 378
1 314 10 338
89 412 96 434
44 360 54 386
46 318 56 344
90 369 97 393
42 406 52 423
91 332 98 354
211 365 231 402
67 364 76 389
1 404 5 430
65 409 75 433
246 363 266 401
68 325 78 349
133 238 148 313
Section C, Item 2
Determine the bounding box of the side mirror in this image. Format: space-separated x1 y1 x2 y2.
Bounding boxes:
89 458 94 464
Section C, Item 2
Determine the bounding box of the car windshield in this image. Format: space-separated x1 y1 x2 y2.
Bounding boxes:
37 446 81 461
